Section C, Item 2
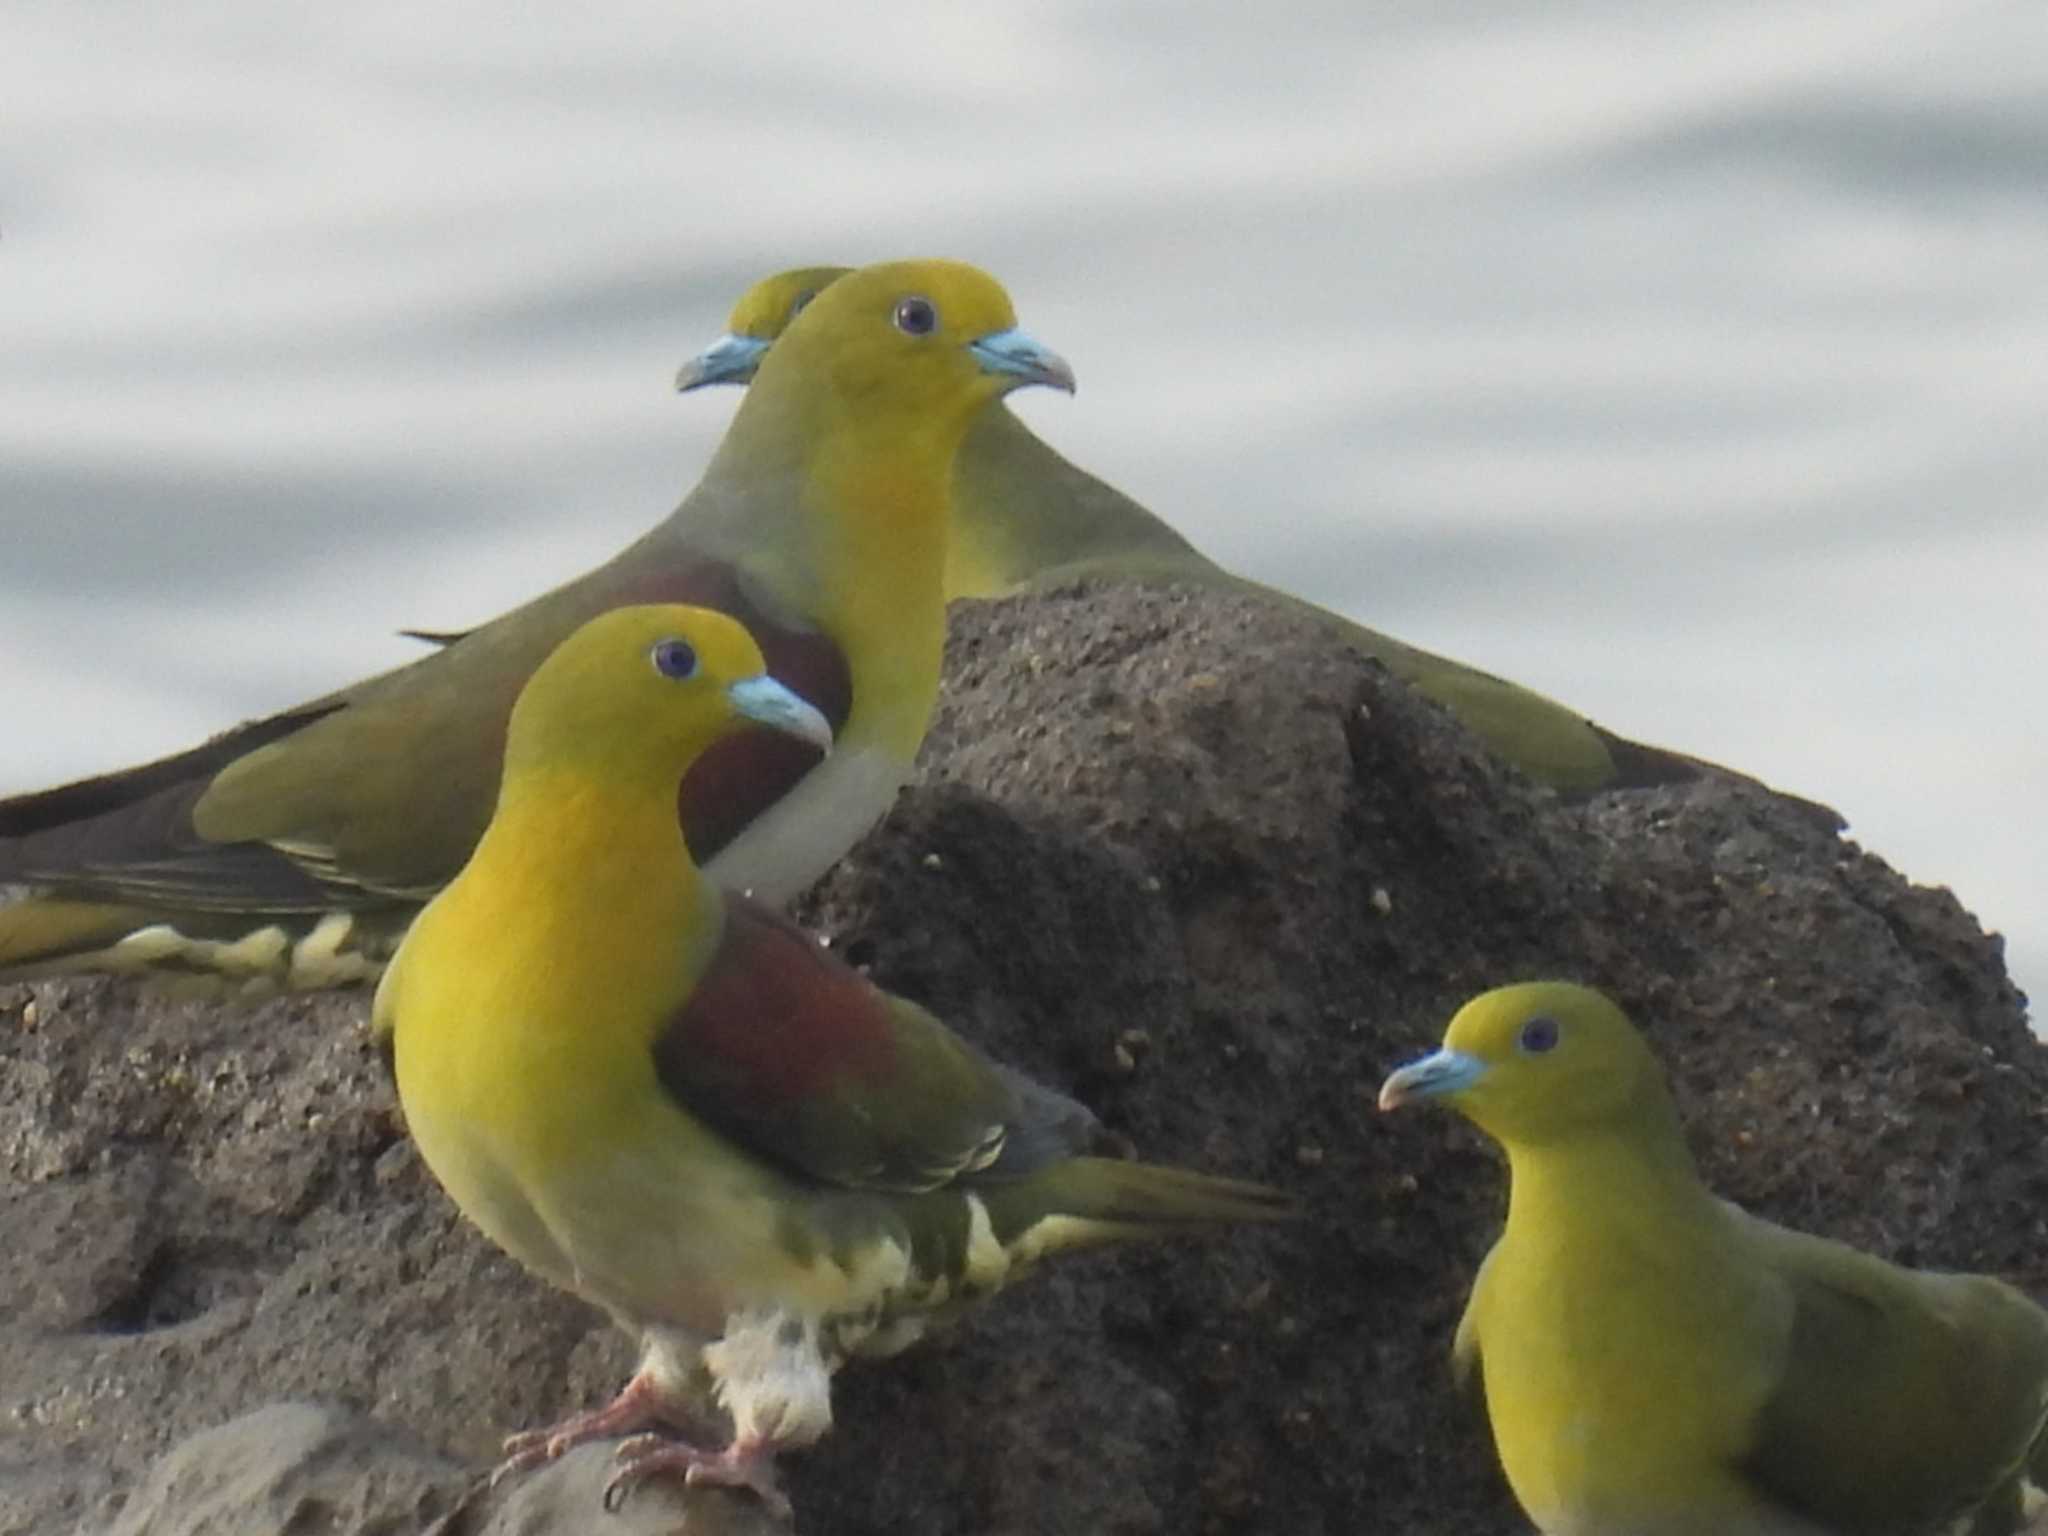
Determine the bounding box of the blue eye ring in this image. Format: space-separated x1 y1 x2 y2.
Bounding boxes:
893 296 937 336
1518 1016 1560 1054
650 639 699 680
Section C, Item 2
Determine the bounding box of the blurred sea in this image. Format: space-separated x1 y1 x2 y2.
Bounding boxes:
2 1 2043 1009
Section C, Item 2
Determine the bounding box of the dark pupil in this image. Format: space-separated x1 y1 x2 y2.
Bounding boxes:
652 639 698 680
1520 1017 1559 1054
895 297 935 335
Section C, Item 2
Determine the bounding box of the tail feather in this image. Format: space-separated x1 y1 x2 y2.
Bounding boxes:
984 1155 1294 1258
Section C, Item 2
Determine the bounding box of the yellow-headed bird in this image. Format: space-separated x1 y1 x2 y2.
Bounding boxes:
376 603 1291 1515
0 261 1073 988
681 267 1841 818
1378 982 2048 1536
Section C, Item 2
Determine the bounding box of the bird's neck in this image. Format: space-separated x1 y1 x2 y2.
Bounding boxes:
1502 1110 1714 1254
458 767 722 1006
686 406 956 759
797 426 954 753
823 443 950 757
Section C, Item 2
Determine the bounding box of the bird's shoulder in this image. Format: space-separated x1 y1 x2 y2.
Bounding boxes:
653 894 1097 1196
198 543 850 890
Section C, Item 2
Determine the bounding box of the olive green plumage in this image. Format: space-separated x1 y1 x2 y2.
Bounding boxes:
683 267 1841 816
0 259 1075 987
947 407 1704 796
378 602 1291 1512
1380 982 2048 1536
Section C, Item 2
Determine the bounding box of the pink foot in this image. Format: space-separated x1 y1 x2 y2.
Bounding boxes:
603 1430 791 1521
491 1370 699 1486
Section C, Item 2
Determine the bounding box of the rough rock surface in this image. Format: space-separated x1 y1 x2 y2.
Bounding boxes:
1 582 2039 1535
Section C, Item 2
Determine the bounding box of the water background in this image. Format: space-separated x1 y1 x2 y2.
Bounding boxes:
4 1 2043 1010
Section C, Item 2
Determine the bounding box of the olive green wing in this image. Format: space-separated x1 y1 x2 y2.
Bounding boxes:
1736 1216 2048 1533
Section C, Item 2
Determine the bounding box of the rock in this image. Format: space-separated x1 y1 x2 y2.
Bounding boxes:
42 1401 774 1536
1 582 2039 1535
94 1403 460 1536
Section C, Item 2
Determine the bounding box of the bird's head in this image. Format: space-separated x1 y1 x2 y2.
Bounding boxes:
728 259 1074 452
676 265 852 391
503 605 833 792
1377 982 1667 1149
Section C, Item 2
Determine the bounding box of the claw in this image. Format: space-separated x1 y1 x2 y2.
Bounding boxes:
486 1369 700 1487
603 1430 792 1522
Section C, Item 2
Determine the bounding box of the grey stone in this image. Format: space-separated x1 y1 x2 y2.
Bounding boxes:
2 582 2038 1534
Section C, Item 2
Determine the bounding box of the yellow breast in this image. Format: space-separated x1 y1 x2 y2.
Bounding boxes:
1477 1175 1788 1534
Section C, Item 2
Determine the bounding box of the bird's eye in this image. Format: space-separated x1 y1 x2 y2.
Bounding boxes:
650 639 699 680
1518 1016 1560 1054
788 289 816 321
893 296 937 336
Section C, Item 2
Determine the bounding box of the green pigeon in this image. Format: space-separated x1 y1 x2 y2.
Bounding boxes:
1380 981 2048 1536
680 266 1841 820
377 602 1292 1515
0 260 1074 987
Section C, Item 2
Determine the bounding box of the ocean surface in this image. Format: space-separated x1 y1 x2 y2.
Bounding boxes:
3 1 2043 1010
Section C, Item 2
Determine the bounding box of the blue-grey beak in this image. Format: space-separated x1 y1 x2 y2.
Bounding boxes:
968 326 1076 395
676 333 771 393
726 676 833 753
1378 1048 1487 1111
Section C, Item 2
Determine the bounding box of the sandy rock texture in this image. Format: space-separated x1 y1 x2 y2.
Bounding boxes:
2 582 2040 1535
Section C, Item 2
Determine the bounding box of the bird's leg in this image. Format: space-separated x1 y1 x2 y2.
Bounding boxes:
603 1431 791 1520
491 1367 702 1484
598 1306 834 1519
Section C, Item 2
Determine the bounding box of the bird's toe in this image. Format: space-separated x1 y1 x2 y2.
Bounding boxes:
605 1432 792 1522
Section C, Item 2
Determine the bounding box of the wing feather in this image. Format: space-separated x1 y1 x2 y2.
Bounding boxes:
0 550 850 915
1735 1214 2048 1531
652 895 1096 1194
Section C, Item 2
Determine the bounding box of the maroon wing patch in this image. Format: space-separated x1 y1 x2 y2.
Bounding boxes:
651 896 906 1183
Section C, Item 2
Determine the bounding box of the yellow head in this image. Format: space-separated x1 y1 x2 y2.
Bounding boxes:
743 259 1072 442
686 261 1071 457
1377 982 1671 1150
500 604 833 795
676 266 852 390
